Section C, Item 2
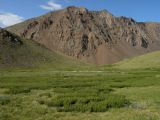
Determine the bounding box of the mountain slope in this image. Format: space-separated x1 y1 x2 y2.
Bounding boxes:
0 28 87 70
7 6 160 65
114 51 160 69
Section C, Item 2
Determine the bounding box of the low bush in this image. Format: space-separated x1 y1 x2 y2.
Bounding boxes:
46 94 129 112
39 92 52 98
5 87 31 94
0 96 10 105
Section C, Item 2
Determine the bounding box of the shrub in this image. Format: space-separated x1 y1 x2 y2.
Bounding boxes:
5 87 31 94
0 96 10 105
89 102 108 112
47 97 77 107
97 87 113 93
39 92 52 98
110 84 130 88
47 94 130 112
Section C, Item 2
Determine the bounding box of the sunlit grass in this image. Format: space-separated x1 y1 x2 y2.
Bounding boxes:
0 67 160 120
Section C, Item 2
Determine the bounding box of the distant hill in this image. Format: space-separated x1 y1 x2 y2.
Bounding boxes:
0 28 86 70
7 6 160 65
114 51 160 69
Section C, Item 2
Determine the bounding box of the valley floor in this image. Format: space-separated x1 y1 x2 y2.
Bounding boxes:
0 68 160 120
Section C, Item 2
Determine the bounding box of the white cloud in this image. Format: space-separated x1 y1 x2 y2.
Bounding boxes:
40 1 62 11
0 12 24 28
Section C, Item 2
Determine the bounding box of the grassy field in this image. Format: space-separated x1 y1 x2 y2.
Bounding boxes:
0 67 160 120
0 36 89 70
114 51 160 69
0 51 160 120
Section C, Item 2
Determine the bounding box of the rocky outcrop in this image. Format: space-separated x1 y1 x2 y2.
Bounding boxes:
0 28 23 47
7 6 160 65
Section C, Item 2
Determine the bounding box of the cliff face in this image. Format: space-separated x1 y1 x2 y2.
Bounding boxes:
7 6 160 65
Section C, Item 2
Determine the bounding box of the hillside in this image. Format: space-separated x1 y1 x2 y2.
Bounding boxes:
114 51 160 69
0 28 87 70
7 6 160 65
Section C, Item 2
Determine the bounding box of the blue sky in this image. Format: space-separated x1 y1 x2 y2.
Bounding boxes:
0 0 160 27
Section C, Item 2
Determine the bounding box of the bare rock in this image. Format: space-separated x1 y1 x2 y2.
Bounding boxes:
7 6 160 65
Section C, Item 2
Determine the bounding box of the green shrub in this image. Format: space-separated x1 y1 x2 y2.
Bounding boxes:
39 92 52 98
97 87 113 93
110 84 130 88
0 96 10 105
46 94 129 112
89 102 108 112
38 99 45 105
47 97 77 107
5 87 31 94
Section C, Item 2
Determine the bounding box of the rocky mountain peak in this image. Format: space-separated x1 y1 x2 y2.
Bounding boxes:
66 6 88 14
7 6 160 65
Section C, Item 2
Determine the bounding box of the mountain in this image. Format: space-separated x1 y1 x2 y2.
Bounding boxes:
0 28 86 69
7 6 160 65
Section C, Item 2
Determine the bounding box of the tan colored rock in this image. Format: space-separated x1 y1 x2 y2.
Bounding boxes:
7 6 160 65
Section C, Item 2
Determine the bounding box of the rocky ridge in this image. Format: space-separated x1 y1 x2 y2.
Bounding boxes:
7 6 160 65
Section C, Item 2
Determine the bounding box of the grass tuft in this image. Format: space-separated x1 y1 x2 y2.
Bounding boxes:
5 87 31 94
46 94 129 112
0 96 10 105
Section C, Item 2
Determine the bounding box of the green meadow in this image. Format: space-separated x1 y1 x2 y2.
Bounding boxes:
0 50 160 120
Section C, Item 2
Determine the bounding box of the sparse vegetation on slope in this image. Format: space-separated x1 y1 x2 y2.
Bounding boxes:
0 28 88 70
114 51 160 69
